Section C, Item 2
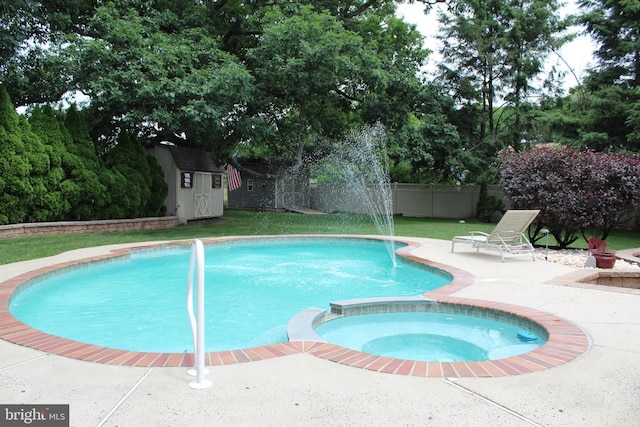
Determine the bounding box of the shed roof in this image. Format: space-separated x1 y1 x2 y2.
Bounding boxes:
166 145 221 172
238 157 298 175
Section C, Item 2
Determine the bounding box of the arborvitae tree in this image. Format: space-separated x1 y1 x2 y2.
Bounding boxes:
103 133 167 218
28 105 73 220
63 105 100 168
0 86 33 223
63 105 108 219
102 133 144 218
145 154 168 217
98 168 130 219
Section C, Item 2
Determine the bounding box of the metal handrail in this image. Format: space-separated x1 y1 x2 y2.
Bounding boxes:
186 239 212 389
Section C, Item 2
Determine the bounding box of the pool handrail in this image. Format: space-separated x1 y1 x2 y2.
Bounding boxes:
186 239 212 389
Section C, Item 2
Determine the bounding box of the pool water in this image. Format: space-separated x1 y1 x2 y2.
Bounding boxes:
314 312 544 362
10 238 451 353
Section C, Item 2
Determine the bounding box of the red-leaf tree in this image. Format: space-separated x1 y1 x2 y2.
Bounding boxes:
500 148 640 248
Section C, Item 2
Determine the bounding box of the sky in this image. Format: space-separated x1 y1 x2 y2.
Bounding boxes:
395 1 597 92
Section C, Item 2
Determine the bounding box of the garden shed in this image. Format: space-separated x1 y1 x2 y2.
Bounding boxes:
146 144 224 222
227 158 310 211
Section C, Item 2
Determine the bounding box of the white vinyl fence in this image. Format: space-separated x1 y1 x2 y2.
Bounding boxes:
310 183 508 219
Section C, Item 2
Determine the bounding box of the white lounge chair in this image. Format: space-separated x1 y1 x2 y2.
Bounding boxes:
451 210 540 262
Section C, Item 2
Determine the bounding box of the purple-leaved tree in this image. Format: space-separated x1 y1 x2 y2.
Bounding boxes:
500 149 640 249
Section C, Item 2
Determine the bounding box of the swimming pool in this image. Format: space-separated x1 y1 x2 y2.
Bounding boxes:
9 238 451 353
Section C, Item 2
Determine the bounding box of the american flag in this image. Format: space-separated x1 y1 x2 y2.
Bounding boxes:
226 164 242 191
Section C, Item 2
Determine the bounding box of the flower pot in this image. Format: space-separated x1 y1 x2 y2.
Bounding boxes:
593 251 616 269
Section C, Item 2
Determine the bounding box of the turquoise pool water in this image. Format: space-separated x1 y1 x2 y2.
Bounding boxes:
10 238 451 353
314 312 544 362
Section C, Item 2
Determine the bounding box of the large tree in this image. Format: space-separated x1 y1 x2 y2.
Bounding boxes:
244 5 432 164
245 7 370 163
578 0 640 88
2 1 471 189
576 0 640 152
69 2 255 159
433 0 569 182
1 1 438 169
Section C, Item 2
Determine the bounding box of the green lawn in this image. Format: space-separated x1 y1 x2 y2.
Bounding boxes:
1 210 639 266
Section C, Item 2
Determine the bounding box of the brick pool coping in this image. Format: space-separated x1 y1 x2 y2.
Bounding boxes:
0 236 590 378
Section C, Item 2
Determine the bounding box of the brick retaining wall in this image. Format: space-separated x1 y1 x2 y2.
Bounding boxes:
0 216 179 238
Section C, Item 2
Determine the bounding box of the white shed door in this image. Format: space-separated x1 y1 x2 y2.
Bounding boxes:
194 172 212 218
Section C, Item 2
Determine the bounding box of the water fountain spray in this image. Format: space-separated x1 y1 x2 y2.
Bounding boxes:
310 123 396 265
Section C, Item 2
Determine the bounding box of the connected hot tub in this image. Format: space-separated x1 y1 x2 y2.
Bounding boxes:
288 297 548 363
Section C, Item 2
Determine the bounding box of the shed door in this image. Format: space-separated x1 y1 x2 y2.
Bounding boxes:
194 172 212 218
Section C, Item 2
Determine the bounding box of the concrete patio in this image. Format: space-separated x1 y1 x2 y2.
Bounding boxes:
1 237 639 426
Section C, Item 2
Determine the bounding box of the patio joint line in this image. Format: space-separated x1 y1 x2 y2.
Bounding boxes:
442 378 544 427
0 354 49 371
97 368 154 427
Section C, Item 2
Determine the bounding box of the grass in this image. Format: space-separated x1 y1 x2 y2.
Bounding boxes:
1 210 639 266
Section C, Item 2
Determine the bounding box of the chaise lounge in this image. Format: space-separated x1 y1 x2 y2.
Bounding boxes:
451 209 540 262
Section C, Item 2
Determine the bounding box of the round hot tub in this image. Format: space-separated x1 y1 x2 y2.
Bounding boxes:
314 310 545 362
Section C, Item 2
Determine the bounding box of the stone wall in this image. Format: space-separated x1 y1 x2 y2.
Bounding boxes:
0 217 179 238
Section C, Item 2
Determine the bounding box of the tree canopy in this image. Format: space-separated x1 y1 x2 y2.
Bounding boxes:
1 0 639 227
1 0 437 168
571 0 640 151
434 0 569 182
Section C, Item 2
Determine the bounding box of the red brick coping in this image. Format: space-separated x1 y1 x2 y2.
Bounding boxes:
0 236 590 377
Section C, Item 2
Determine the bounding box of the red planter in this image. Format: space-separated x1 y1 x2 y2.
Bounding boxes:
593 251 616 269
